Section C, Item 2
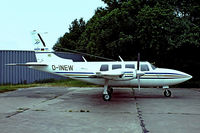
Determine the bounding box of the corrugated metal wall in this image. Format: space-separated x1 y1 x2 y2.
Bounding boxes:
0 50 83 85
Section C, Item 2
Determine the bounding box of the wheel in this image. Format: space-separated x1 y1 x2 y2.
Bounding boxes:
108 87 113 94
164 90 171 97
103 94 111 101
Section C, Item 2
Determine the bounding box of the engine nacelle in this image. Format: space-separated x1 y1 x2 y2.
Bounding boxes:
119 69 137 81
95 68 138 81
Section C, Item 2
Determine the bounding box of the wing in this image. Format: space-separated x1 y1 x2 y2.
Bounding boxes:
93 72 123 80
90 70 135 81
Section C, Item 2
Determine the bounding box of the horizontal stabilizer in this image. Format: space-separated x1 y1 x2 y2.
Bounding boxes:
6 62 48 66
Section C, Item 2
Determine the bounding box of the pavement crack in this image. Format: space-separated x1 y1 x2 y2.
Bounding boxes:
41 94 63 103
135 98 149 133
6 107 30 118
137 112 200 116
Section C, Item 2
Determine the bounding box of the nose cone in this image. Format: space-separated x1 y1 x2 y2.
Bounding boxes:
172 70 192 83
185 73 192 80
169 69 193 85
156 68 192 85
177 71 192 80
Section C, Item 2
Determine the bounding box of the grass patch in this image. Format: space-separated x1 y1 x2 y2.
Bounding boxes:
0 84 41 93
0 79 99 93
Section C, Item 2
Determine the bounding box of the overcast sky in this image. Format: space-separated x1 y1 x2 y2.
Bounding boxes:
0 0 105 50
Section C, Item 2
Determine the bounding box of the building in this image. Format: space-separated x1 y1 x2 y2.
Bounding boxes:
0 50 83 85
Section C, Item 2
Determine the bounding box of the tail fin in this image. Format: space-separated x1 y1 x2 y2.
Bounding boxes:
31 30 73 63
31 30 49 52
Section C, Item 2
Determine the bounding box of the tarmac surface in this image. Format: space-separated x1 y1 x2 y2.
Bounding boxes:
0 87 200 133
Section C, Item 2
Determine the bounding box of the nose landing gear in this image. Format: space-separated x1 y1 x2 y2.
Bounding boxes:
164 89 171 97
163 86 172 97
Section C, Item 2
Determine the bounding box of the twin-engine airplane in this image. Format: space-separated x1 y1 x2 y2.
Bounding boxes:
8 31 192 101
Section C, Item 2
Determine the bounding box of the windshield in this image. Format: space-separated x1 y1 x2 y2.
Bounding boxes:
151 64 157 70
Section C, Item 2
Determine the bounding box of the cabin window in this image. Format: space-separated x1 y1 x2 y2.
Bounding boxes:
141 64 149 71
125 64 135 69
112 64 121 70
100 64 109 71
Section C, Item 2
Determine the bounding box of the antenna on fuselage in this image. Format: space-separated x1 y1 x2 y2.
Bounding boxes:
82 56 87 62
118 56 124 62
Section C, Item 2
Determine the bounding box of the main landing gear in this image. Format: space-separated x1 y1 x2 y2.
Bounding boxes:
103 87 113 101
163 86 172 97
103 80 113 101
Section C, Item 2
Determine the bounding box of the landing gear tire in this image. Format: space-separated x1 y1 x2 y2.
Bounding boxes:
108 87 113 94
103 93 111 101
164 90 171 97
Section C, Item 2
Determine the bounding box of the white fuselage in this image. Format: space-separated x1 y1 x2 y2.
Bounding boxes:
31 52 192 87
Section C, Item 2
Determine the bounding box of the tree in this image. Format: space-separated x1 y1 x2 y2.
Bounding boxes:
53 18 86 51
53 0 200 86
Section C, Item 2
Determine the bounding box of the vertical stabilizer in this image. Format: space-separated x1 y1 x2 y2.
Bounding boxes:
31 30 49 52
31 30 51 62
31 30 73 63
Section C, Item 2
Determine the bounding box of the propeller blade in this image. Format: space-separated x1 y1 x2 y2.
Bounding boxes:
137 53 141 91
137 53 140 70
137 75 141 91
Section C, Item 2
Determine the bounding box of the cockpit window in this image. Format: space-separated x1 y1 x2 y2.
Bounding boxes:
151 64 157 70
112 64 121 70
100 64 109 71
125 64 135 69
141 64 149 71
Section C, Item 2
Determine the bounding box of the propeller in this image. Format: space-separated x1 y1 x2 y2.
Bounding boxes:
137 53 141 91
137 53 140 70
